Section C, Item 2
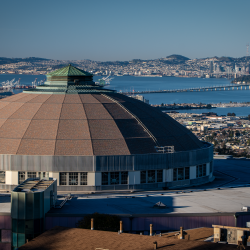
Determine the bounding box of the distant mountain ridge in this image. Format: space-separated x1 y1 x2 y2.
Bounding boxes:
0 57 49 65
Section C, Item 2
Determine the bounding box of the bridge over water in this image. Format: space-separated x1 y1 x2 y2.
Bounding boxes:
122 84 250 95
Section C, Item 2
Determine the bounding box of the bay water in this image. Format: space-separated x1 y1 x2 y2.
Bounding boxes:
0 74 250 116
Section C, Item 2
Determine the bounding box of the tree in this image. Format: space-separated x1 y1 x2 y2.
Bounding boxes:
77 213 121 232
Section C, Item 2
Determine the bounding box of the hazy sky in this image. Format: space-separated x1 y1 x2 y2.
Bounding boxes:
1 0 250 61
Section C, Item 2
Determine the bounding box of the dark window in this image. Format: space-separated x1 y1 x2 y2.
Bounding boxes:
39 172 46 179
17 233 26 247
121 172 128 184
178 168 184 181
173 169 177 181
202 164 206 176
198 165 203 177
59 172 67 185
157 170 163 182
196 166 198 178
18 172 26 184
140 171 146 184
0 171 5 184
102 172 109 185
110 172 119 185
17 220 25 234
27 172 36 179
69 172 78 185
80 172 87 185
148 170 155 183
185 167 190 180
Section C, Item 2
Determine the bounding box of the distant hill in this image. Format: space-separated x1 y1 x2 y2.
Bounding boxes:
0 57 50 65
166 54 190 61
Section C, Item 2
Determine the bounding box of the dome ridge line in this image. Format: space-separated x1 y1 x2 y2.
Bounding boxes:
101 93 159 147
53 94 66 156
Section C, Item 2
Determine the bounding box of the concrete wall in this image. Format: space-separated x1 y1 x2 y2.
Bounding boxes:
128 171 140 185
190 166 196 179
5 171 18 185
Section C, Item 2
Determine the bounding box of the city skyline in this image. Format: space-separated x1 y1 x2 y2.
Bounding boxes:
1 0 250 61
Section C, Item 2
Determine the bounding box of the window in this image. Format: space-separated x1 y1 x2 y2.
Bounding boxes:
148 170 155 183
185 167 190 180
39 172 46 179
173 169 177 181
27 172 36 179
157 170 163 182
60 172 67 185
69 172 78 185
121 172 128 184
110 172 119 185
202 164 206 176
140 171 146 184
178 168 184 181
196 164 207 178
80 172 87 185
198 165 203 177
102 172 109 185
18 172 26 184
0 171 5 184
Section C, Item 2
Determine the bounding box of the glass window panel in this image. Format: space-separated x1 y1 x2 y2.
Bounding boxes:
148 170 155 183
173 169 177 181
17 220 25 233
25 220 33 234
185 167 190 180
60 172 67 185
196 166 198 178
121 172 128 184
157 170 163 182
80 172 87 185
27 172 36 179
102 172 109 185
198 165 202 177
110 172 119 185
69 172 78 185
18 172 26 184
12 219 17 233
140 171 146 184
178 168 184 181
12 233 17 247
0 171 5 184
17 233 26 247
202 164 206 176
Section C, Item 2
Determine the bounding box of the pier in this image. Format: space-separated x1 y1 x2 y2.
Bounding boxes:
122 84 250 95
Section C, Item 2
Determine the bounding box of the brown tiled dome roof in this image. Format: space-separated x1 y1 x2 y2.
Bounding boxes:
0 92 203 156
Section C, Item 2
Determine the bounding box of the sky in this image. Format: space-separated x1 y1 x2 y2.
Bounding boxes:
1 0 250 61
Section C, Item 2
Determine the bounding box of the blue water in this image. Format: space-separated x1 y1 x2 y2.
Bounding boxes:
0 74 250 116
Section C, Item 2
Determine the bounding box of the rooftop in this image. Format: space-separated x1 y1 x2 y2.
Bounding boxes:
13 178 56 193
18 226 238 250
47 64 92 77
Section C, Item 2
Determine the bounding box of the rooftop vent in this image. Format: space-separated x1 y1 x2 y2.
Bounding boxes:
242 206 250 212
155 146 174 153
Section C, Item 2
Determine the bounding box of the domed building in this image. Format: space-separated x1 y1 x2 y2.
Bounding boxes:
0 65 213 191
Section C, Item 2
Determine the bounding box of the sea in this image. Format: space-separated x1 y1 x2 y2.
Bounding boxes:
1 74 250 116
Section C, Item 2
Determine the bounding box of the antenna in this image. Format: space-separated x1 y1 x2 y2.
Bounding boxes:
247 43 249 57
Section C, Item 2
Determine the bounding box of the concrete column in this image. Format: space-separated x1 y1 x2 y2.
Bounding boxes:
128 171 140 185
190 166 196 179
206 162 210 176
5 171 18 185
50 172 59 186
165 169 173 182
